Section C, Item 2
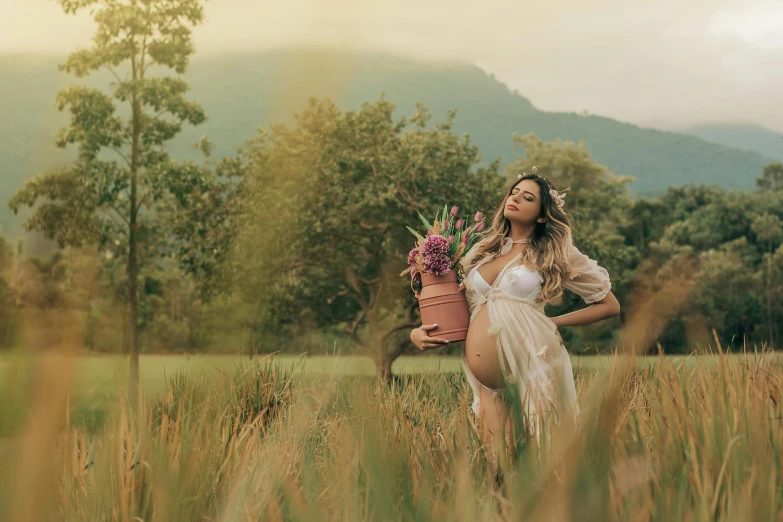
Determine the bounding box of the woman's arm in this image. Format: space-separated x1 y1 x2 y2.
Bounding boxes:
550 290 621 327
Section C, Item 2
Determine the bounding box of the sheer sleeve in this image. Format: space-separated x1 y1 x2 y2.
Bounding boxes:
563 237 612 304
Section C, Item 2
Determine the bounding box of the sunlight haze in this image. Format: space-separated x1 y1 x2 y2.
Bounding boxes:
0 0 781 131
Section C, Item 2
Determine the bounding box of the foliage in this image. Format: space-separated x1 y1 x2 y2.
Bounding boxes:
757 162 783 191
1 49 775 239
231 97 505 379
624 182 783 352
6 0 213 396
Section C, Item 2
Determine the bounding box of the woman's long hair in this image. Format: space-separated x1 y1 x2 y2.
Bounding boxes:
463 170 572 304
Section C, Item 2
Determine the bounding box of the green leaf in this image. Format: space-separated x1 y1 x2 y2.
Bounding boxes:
418 210 432 231
406 226 425 241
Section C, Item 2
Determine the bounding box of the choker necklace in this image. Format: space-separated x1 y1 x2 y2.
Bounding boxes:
500 236 530 255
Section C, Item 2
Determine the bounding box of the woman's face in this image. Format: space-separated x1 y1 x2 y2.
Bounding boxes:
503 179 543 224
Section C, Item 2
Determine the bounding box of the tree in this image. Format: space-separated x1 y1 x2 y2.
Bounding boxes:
690 238 763 346
8 0 208 405
757 162 783 191
751 213 783 346
232 97 504 381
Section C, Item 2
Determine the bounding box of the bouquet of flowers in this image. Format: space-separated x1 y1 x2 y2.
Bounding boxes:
400 205 486 294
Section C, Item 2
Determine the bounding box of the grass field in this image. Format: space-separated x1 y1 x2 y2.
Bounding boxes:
0 351 769 397
2 350 782 520
0 352 772 425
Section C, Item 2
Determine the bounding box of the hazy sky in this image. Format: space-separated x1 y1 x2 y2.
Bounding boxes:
1 0 782 131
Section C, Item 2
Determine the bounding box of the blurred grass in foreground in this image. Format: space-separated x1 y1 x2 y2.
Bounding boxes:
0 346 782 521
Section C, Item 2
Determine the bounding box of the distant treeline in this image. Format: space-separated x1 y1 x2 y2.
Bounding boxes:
2 96 781 357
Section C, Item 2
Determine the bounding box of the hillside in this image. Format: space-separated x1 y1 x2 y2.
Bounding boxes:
680 123 783 162
0 47 775 239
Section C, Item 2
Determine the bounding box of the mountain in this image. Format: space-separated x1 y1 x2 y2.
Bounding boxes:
0 47 775 240
679 123 783 162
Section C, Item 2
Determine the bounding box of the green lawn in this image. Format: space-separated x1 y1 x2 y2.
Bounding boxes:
1 351 774 400
0 350 778 435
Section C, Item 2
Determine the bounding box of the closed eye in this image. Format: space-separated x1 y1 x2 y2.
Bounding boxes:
512 189 536 201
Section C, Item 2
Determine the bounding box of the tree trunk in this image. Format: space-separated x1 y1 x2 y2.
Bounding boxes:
128 68 142 410
378 355 394 385
375 335 413 385
128 173 139 409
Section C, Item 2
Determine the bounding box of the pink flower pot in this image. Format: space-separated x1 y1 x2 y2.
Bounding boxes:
418 270 469 342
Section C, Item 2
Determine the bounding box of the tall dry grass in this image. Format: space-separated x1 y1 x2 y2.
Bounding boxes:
0 343 782 521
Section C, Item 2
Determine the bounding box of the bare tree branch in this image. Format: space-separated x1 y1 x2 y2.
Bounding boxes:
109 204 131 226
106 66 124 85
380 321 418 347
345 266 367 309
326 288 350 305
390 335 414 360
109 146 132 167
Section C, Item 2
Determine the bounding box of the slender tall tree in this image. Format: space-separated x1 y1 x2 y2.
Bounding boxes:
9 0 207 405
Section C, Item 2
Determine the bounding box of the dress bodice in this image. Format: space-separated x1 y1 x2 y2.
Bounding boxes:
467 263 543 301
463 251 546 320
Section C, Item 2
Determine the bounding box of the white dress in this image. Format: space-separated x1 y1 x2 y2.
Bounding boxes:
458 234 612 427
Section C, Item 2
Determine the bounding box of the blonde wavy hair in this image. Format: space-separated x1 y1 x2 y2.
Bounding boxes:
462 170 572 305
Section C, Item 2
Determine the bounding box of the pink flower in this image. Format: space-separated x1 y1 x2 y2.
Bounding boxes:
476 221 485 232
424 254 451 275
474 211 483 222
407 248 419 266
448 234 455 245
450 206 459 217
455 218 464 230
421 234 449 257
421 235 451 276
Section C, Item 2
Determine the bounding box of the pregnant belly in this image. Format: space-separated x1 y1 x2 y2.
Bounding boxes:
464 304 508 390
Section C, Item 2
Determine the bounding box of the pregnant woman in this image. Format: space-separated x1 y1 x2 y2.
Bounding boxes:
410 167 621 482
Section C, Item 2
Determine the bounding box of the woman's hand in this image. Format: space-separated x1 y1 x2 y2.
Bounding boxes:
410 324 450 351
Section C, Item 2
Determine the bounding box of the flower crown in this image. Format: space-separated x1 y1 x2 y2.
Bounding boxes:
517 166 571 215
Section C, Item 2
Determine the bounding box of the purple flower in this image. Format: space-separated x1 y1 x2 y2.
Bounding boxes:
421 234 449 256
424 254 451 275
407 248 419 266
455 218 464 230
421 235 451 275
474 211 483 222
476 221 486 232
450 206 459 217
